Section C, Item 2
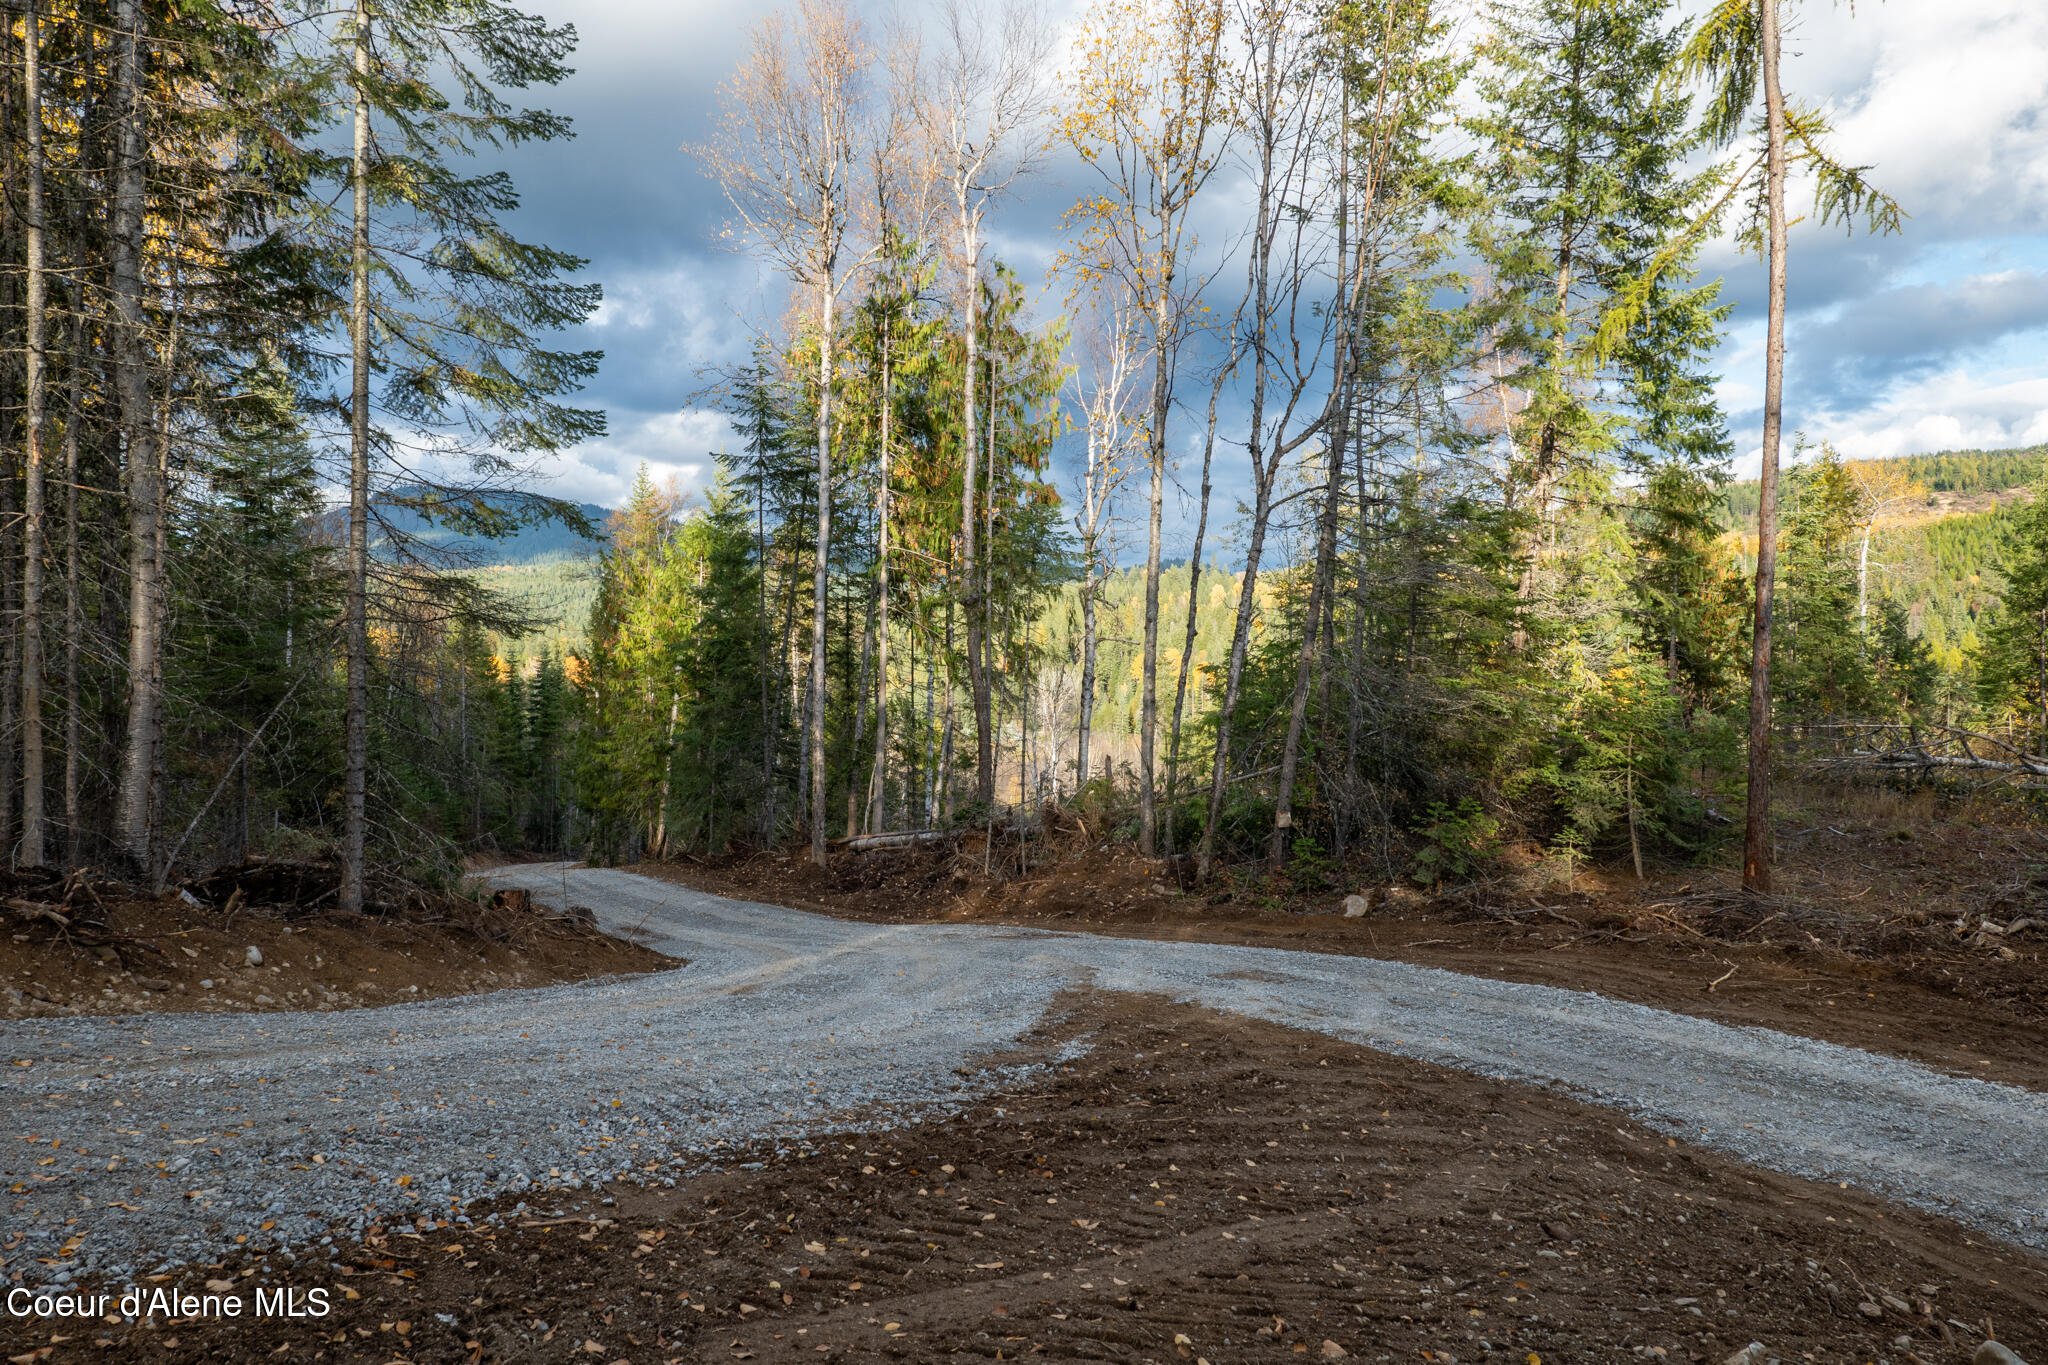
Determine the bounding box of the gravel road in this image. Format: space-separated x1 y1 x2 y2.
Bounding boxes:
4 862 2044 1286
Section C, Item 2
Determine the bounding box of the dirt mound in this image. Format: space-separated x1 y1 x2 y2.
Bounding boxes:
1 862 671 1020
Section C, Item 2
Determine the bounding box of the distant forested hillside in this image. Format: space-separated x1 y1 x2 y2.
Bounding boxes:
1715 447 2045 675
1720 445 2047 526
371 494 611 565
359 494 616 655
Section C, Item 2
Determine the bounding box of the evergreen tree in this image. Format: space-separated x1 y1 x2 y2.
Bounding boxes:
295 0 606 908
1775 447 1875 728
670 473 772 852
571 468 689 860
1975 475 2048 753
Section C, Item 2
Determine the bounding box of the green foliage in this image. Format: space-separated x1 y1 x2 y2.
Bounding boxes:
667 474 774 854
1974 475 2048 750
1521 655 1735 860
1408 800 1504 886
1775 446 1877 724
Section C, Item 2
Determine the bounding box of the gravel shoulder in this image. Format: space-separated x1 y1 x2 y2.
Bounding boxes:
3 863 2044 1300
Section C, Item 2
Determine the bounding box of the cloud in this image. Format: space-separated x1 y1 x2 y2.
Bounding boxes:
475 0 2048 516
1798 367 2048 461
1790 269 2048 402
542 407 738 506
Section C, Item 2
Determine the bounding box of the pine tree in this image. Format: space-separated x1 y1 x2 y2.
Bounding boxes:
1775 447 1875 729
670 472 772 852
1975 476 2048 753
299 0 605 908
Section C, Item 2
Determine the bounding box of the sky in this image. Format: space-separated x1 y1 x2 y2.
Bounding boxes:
485 0 2048 525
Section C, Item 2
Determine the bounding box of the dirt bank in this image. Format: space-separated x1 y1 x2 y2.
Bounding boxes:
1 862 672 1019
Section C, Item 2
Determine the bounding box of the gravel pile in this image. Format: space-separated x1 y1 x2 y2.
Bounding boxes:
3 862 2042 1285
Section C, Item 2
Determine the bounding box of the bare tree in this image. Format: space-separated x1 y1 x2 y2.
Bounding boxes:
1194 0 1341 877
697 0 874 865
19 0 49 865
1064 283 1139 795
1059 0 1230 856
1847 458 1925 628
918 0 1051 812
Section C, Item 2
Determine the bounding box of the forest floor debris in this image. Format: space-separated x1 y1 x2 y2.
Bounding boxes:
635 786 2048 1090
0 860 672 1020
9 993 2041 1365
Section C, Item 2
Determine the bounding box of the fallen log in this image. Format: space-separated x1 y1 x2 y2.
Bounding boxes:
838 830 955 853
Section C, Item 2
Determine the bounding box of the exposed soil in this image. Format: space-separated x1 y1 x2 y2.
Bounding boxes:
0 862 672 1020
630 787 2048 1092
17 991 2043 1365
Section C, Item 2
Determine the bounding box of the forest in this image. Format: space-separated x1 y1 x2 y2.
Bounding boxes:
2 0 2042 900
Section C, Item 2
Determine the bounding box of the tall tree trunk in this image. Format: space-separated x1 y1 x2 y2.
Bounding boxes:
61 307 82 867
1269 438 1346 870
1197 53 1305 881
757 472 777 841
20 0 47 866
1742 0 1789 896
110 0 161 879
1137 294 1171 857
866 332 892 833
959 234 993 811
844 571 876 837
1857 528 1870 628
341 0 373 912
769 491 804 839
147 295 180 870
1164 370 1223 854
809 278 835 866
938 599 957 824
982 355 999 798
1076 562 1098 799
654 691 678 855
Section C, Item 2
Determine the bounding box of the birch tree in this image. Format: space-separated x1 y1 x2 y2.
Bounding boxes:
1064 286 1139 794
916 0 1050 811
1194 0 1341 877
699 0 873 864
1847 459 1923 628
1059 0 1229 855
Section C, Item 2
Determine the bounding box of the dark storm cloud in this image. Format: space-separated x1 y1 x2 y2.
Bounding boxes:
469 0 2048 500
1789 270 2048 404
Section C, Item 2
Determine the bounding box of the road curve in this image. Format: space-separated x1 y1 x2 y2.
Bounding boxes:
2 862 2042 1286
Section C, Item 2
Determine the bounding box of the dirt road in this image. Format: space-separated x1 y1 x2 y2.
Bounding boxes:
4 862 2042 1295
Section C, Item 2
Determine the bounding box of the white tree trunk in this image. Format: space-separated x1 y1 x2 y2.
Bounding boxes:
341 0 374 911
20 0 48 866
809 278 835 866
